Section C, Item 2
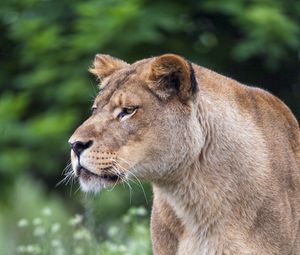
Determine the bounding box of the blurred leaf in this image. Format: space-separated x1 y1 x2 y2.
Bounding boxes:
0 92 28 121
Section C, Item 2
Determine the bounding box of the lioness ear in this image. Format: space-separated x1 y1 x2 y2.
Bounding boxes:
89 54 129 80
148 54 198 101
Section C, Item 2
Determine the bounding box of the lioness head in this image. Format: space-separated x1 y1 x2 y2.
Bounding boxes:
69 54 205 193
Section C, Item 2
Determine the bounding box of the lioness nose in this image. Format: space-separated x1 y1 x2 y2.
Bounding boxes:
69 140 93 156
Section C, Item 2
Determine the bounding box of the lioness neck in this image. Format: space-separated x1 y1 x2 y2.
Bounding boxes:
153 66 274 254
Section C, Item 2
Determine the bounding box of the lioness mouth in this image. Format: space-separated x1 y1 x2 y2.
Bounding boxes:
79 167 121 182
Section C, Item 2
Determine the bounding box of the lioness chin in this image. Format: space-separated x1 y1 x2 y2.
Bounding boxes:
69 53 300 255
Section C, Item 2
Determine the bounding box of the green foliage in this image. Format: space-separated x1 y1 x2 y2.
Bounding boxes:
16 207 151 255
0 177 72 254
16 204 150 255
0 178 150 255
203 0 300 67
0 0 299 253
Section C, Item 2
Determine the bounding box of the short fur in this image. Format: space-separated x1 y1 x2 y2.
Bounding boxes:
69 54 300 255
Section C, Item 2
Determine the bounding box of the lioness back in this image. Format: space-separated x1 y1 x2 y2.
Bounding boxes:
69 54 300 255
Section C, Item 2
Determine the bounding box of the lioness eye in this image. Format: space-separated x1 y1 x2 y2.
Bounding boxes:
118 107 137 121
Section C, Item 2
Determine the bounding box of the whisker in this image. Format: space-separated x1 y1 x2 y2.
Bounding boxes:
56 167 74 187
108 166 121 192
62 161 72 175
114 159 149 205
74 184 82 195
116 157 132 168
111 162 133 204
69 174 78 196
125 180 133 204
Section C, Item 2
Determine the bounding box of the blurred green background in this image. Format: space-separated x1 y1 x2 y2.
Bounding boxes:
1 0 300 254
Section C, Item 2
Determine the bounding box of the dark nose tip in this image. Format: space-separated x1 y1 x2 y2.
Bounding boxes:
69 140 93 156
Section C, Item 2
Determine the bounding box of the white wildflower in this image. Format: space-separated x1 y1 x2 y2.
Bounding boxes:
56 248 65 255
118 245 127 252
34 226 46 236
135 207 147 216
25 245 41 254
17 245 26 253
33 218 42 226
26 245 35 253
51 239 61 248
69 214 83 226
74 247 84 255
108 226 118 237
17 219 29 228
106 243 118 252
51 223 61 233
73 228 91 241
42 207 52 216
122 215 130 224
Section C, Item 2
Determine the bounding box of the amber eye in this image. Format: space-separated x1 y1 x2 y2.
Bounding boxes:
118 107 138 120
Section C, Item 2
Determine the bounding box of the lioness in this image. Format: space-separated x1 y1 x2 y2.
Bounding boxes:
69 54 300 255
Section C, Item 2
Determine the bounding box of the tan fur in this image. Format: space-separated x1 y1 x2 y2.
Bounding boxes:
89 54 129 81
69 54 300 254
